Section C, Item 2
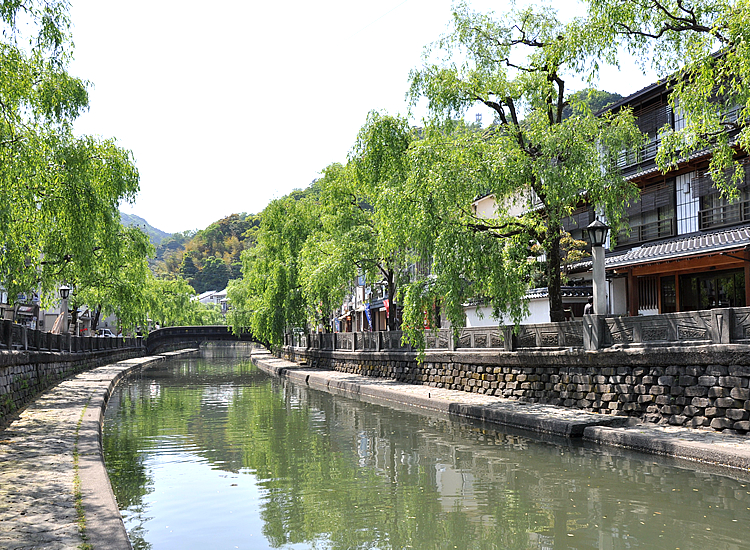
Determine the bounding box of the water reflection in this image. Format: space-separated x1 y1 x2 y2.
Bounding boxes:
103 357 750 550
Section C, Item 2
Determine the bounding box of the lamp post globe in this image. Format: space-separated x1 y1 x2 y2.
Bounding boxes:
585 220 610 315
585 219 609 248
59 285 71 334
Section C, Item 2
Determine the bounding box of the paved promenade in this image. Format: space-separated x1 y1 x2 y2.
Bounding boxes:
0 350 198 550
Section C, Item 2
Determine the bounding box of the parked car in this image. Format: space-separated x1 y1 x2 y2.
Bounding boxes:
97 329 115 338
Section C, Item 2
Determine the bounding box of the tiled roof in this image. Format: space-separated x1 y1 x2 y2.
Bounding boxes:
605 225 750 270
525 286 593 299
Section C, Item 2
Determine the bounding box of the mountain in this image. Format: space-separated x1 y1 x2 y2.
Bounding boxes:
154 212 261 293
120 212 172 245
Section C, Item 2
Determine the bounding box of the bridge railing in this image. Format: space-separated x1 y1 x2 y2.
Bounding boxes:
144 325 256 353
0 319 143 352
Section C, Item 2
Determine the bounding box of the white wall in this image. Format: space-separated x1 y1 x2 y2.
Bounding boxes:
464 297 551 327
472 195 497 218
610 278 628 315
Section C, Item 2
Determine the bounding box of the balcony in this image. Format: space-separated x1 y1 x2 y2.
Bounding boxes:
617 217 674 247
699 199 750 230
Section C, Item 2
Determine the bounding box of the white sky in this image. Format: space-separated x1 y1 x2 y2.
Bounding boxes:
68 0 656 234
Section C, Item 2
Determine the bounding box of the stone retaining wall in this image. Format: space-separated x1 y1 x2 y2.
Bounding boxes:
0 348 145 426
283 345 750 433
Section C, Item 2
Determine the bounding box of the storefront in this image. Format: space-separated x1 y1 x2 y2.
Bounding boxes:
606 226 750 315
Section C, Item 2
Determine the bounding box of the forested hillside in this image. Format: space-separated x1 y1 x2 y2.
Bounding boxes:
120 212 172 245
153 213 261 293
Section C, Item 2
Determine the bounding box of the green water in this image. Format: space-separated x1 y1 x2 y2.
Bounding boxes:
103 355 750 550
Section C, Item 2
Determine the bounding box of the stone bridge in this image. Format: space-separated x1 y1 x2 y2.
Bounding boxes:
145 325 258 354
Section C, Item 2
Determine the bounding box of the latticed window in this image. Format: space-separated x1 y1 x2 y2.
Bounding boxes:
694 158 750 230
617 99 673 170
561 206 594 243
638 276 659 311
617 179 676 247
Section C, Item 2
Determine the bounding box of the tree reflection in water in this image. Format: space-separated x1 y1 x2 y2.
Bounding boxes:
104 357 750 550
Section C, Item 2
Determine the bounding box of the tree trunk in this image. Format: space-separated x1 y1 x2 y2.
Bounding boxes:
92 305 102 333
386 270 397 332
546 227 566 322
70 303 79 334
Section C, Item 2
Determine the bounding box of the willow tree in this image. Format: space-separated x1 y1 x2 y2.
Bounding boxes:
587 0 750 194
0 0 141 307
227 188 322 348
402 2 643 335
301 112 414 332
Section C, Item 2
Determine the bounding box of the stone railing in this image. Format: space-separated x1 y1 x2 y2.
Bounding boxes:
288 330 412 352
0 319 143 353
288 306 750 352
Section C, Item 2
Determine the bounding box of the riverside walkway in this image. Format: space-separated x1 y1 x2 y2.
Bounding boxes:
3 347 750 550
0 350 198 550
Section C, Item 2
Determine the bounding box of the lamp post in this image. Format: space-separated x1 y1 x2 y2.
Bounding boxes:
59 284 71 334
586 220 609 315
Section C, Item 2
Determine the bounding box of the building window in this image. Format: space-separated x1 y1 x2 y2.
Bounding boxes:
699 188 750 230
693 159 750 230
561 206 594 245
617 99 673 171
660 275 677 313
617 179 676 247
679 268 746 311
639 275 659 311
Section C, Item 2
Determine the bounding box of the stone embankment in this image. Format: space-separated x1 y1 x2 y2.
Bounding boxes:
259 350 750 472
0 349 199 550
284 344 750 432
1 347 145 427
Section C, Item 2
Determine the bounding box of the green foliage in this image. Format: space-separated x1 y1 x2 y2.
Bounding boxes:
196 256 231 294
587 0 750 196
561 88 624 119
300 112 414 332
144 276 224 328
70 225 153 332
0 0 154 331
400 2 643 339
154 213 261 292
228 187 322 347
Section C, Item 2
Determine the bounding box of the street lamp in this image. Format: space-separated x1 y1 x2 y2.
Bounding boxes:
585 220 609 315
59 284 70 334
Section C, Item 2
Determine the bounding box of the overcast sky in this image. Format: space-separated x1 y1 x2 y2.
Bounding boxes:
68 0 656 234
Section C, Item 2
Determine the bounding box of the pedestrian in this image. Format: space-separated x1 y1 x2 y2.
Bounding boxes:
583 297 593 315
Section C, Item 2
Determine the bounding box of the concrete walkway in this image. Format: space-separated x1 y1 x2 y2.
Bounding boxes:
0 350 198 550
252 351 750 473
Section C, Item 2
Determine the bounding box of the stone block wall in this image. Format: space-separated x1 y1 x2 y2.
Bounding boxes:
0 348 144 426
283 345 750 433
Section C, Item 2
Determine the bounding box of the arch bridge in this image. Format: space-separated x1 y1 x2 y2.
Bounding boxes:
145 325 259 354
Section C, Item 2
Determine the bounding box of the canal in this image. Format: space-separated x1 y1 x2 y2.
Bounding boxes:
103 353 750 550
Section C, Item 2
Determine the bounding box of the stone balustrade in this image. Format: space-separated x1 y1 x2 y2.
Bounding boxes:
0 319 142 353
289 307 750 352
